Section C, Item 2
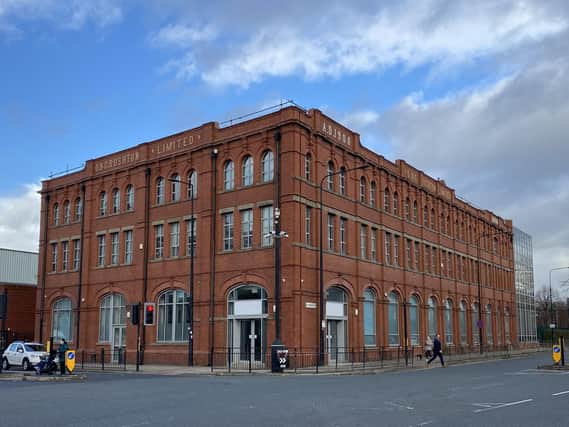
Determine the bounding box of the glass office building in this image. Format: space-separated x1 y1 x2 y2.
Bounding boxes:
514 227 537 343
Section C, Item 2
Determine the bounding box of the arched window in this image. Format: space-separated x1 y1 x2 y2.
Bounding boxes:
459 301 467 345
404 197 410 220
112 187 120 213
388 292 400 346
363 289 376 346
157 289 190 342
393 192 399 216
428 297 437 339
304 153 312 181
156 177 165 205
99 192 107 216
409 295 419 345
384 188 390 211
52 298 73 341
327 161 335 191
261 150 274 182
125 185 134 211
412 201 418 223
445 299 453 344
53 203 60 225
74 197 82 221
224 160 234 190
242 155 253 186
188 170 197 198
171 174 181 202
370 182 376 207
63 200 70 224
359 177 366 203
486 304 493 344
228 284 269 316
99 293 126 342
472 303 480 345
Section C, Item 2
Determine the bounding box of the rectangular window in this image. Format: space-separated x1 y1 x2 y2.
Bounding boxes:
327 214 335 252
97 235 105 267
360 224 367 259
223 213 234 251
371 228 377 261
340 218 346 255
170 222 180 258
431 247 437 275
73 239 80 271
186 218 196 256
261 206 273 247
384 232 391 265
406 239 412 269
154 224 164 259
441 250 446 277
393 235 399 266
414 241 420 271
124 230 133 265
241 209 253 249
51 243 58 272
425 245 430 273
457 255 462 280
110 232 119 265
447 252 453 277
305 206 311 246
62 241 68 272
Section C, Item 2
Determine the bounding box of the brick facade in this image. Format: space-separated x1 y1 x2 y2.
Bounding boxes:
36 106 517 365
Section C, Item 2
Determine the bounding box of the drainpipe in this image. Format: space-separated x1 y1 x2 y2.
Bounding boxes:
75 184 86 349
141 167 151 363
208 148 218 365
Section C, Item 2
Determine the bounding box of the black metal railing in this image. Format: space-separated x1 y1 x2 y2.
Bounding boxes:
75 348 128 371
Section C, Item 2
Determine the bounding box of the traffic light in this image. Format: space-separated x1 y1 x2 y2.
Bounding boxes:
144 302 155 326
131 303 140 325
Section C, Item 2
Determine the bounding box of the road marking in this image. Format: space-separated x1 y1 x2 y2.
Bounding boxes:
473 399 533 413
552 390 569 396
472 403 505 408
384 401 414 410
414 421 434 426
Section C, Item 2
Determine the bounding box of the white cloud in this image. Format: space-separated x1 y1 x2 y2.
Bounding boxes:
0 183 41 252
150 23 216 48
155 0 568 87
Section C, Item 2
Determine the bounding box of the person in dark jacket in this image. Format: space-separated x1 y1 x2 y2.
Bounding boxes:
427 334 445 367
58 339 69 375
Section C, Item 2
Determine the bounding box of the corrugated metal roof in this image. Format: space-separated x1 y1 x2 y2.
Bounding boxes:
0 248 38 286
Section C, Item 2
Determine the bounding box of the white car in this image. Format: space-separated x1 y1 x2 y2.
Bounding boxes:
2 341 49 371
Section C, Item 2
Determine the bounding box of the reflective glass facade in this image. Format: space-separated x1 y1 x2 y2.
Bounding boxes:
514 227 537 343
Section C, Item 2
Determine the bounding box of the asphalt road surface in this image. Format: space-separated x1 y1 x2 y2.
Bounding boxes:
0 352 567 427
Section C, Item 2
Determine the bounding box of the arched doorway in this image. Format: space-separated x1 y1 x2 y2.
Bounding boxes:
227 284 268 363
326 286 348 362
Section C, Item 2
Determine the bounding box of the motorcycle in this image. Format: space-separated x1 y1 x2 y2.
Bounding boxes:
34 354 59 375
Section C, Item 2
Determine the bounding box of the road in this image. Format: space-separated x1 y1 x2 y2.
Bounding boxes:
0 352 567 427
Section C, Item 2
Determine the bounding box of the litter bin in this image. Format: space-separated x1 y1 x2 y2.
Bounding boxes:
271 340 288 373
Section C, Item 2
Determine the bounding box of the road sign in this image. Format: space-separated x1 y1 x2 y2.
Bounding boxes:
550 323 557 329
553 345 562 364
65 350 76 373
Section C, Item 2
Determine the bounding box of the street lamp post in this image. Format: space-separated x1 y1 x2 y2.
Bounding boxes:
548 266 569 345
319 164 369 365
475 229 512 354
168 177 194 366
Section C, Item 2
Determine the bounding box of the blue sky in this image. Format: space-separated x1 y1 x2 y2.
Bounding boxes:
1 0 569 294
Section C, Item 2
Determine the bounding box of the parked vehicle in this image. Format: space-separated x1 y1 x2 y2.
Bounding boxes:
2 341 49 370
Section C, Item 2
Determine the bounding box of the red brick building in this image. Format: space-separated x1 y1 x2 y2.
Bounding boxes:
1 248 38 347
35 105 516 365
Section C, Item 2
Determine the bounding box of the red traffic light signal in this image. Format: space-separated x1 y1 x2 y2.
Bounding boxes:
144 302 155 325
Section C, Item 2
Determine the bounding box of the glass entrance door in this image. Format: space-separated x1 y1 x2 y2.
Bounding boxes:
238 319 262 362
326 319 346 362
112 326 126 363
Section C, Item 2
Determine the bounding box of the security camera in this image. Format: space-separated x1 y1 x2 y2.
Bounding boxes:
279 231 289 238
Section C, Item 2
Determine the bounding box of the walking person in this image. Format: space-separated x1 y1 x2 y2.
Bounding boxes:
427 334 445 367
58 338 69 375
424 335 433 360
